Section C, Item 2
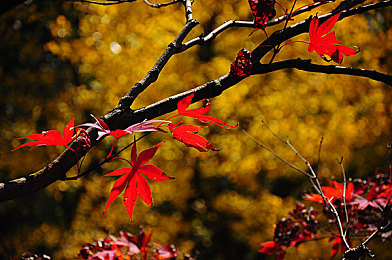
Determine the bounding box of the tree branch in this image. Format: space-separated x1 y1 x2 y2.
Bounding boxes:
252 58 392 86
143 0 181 8
1 0 392 203
115 18 199 110
251 0 392 63
0 72 244 202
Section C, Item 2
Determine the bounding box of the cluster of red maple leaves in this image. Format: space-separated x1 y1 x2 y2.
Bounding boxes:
259 172 392 259
229 0 359 78
13 1 367 257
14 93 236 221
78 229 195 260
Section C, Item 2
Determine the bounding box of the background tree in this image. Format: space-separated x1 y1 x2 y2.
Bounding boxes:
0 0 392 258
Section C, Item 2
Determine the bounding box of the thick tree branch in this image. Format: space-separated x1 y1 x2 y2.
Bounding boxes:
0 72 243 202
252 59 392 86
115 18 199 110
1 0 392 202
251 0 392 63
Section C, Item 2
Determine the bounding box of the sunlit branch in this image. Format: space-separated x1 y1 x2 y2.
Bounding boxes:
115 18 199 109
0 72 241 202
143 0 181 8
180 1 325 53
184 0 193 21
252 59 392 86
67 0 136 5
1 0 392 207
180 20 254 52
251 0 392 62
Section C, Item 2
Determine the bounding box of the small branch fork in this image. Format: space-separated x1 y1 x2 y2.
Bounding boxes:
242 124 392 259
1 0 392 202
115 2 197 110
242 123 350 249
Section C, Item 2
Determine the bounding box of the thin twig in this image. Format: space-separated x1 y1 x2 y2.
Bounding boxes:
316 136 323 177
362 221 391 246
245 122 350 250
261 120 317 178
65 133 151 180
327 197 351 250
241 129 313 178
269 0 298 64
143 0 180 8
338 157 350 237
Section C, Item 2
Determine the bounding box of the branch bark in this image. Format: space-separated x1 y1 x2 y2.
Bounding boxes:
252 59 392 86
1 0 392 202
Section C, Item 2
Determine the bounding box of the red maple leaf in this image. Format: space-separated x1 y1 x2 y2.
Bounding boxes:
104 142 173 221
249 0 277 29
308 13 358 64
304 180 354 204
230 48 253 77
13 117 77 152
80 114 167 159
169 93 237 129
167 122 218 152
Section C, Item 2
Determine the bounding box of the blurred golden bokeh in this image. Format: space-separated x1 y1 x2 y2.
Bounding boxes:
1 0 392 259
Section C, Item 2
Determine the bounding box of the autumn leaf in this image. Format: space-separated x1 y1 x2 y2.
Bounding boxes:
169 93 237 129
308 13 358 64
13 117 77 152
104 142 173 221
229 48 253 77
304 180 354 203
79 114 168 158
167 122 219 152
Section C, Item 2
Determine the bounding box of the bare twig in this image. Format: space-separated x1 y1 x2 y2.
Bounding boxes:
261 120 317 178
316 136 323 177
327 197 351 250
143 0 181 8
269 0 298 64
241 129 313 178
64 132 151 180
338 157 350 236
243 123 351 250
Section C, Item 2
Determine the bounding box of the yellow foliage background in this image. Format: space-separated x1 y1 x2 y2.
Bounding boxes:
1 0 392 259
